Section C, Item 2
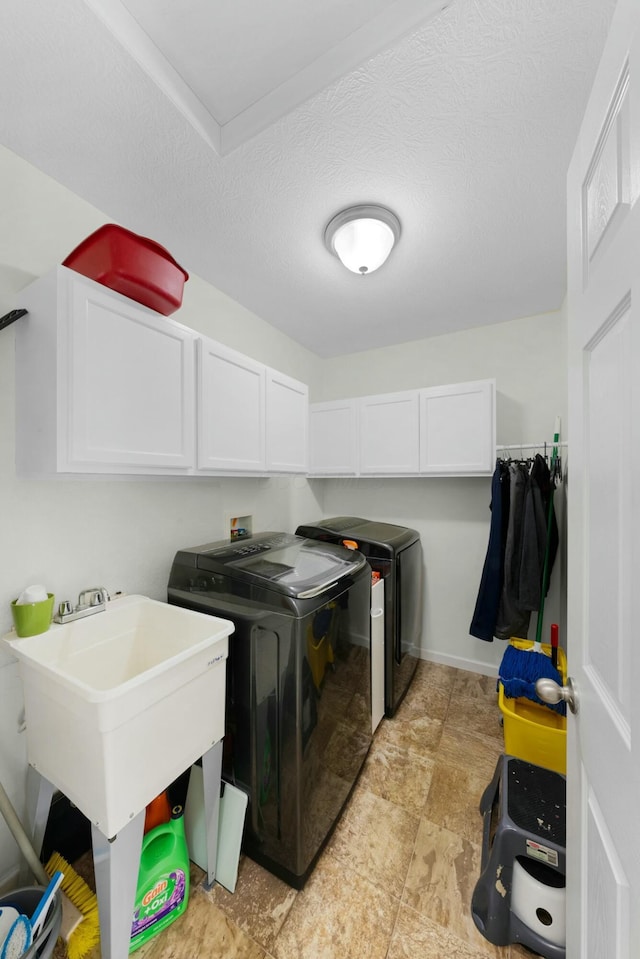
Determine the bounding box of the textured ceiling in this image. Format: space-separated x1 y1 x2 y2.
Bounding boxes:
104 0 452 151
0 0 616 357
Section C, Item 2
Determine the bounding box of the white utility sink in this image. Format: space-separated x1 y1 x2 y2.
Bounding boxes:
5 594 234 838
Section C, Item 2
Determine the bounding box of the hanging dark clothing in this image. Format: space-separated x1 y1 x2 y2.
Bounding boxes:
471 452 559 643
494 463 531 641
469 460 510 642
518 454 558 611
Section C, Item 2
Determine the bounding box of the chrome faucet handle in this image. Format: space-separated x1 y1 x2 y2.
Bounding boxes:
78 587 110 608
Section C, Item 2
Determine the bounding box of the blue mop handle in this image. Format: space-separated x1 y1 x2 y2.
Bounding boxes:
30 871 63 941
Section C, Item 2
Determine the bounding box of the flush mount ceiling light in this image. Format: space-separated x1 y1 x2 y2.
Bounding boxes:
324 204 401 275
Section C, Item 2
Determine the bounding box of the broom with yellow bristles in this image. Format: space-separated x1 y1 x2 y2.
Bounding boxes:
0 780 100 959
44 852 100 959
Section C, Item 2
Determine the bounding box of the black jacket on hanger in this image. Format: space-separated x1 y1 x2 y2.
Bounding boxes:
471 453 558 642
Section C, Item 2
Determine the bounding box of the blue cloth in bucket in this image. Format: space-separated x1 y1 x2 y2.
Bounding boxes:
499 643 566 716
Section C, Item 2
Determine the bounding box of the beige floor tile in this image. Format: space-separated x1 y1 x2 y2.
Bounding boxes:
446 694 504 743
376 706 444 760
205 855 297 952
358 737 434 816
403 681 452 723
413 660 459 690
141 887 270 959
388 903 510 959
423 761 492 845
272 851 399 959
402 661 457 721
437 724 504 783
402 818 505 958
446 670 503 742
450 669 500 705
327 784 420 897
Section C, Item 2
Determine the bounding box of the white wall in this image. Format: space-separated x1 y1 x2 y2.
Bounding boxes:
312 310 568 676
0 146 323 885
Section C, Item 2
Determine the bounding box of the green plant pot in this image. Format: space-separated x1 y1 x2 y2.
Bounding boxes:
11 594 55 637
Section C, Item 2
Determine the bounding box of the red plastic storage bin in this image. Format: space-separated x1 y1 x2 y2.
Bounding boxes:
63 224 189 315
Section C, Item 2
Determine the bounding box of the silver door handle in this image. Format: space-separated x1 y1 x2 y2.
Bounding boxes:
535 676 579 715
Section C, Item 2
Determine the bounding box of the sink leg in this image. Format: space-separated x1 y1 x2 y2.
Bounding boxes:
92 812 144 959
21 766 55 884
201 740 223 888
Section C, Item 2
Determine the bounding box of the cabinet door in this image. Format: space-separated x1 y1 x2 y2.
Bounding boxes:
266 369 308 473
419 379 495 475
308 400 358 475
359 391 420 474
197 338 266 471
65 274 195 470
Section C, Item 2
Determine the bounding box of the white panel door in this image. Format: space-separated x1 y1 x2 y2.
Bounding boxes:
197 338 266 471
67 274 195 470
308 399 358 475
419 379 495 475
265 368 308 473
359 391 419 474
566 2 640 955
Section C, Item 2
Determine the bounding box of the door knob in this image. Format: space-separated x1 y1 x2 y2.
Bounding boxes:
535 676 579 715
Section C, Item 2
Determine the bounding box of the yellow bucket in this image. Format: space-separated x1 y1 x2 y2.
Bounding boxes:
498 639 567 775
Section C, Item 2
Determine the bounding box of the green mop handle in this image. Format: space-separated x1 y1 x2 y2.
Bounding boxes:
535 416 560 646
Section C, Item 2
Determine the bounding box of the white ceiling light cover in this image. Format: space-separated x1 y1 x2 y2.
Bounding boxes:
325 205 401 274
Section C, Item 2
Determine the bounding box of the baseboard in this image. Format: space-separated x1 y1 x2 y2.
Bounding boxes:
411 645 499 680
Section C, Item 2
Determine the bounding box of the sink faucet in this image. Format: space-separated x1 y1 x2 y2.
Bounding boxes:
78 587 111 608
54 587 111 624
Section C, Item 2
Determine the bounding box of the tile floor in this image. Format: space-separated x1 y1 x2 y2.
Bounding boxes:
66 661 545 959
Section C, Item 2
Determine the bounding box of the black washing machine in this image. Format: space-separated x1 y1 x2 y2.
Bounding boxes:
296 517 422 716
168 531 372 888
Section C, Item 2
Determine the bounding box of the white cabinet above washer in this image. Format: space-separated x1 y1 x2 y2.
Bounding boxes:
197 338 266 472
265 368 308 473
16 266 196 475
196 336 308 474
309 399 358 475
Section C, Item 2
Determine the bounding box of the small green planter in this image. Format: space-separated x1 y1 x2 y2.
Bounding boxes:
10 594 55 637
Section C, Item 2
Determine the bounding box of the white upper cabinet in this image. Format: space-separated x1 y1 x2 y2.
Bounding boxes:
16 266 195 475
196 343 308 474
308 399 358 475
359 390 420 474
197 338 266 472
309 379 495 477
15 268 310 478
419 379 495 475
265 368 308 473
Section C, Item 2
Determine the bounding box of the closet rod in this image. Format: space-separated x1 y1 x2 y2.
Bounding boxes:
496 441 568 451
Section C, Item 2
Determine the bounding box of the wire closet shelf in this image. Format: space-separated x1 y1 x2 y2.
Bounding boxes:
495 440 567 482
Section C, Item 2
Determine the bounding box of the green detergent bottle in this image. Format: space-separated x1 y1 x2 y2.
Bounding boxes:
130 804 190 952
